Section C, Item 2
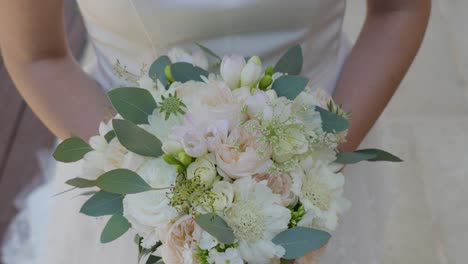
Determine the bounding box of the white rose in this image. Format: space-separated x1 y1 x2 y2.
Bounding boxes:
186 156 217 187
241 56 263 88
220 55 246 89
211 181 235 212
182 130 208 158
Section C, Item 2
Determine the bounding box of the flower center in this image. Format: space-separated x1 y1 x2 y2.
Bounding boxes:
226 201 265 242
302 176 331 211
159 93 186 120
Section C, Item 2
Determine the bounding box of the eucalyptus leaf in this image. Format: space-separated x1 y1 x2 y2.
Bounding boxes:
355 149 403 162
149 55 171 87
274 45 303 75
334 151 377 164
108 88 157 124
80 190 123 217
315 107 349 133
146 255 162 264
195 42 222 62
113 119 163 158
195 213 235 244
271 75 309 100
96 169 153 194
104 130 116 143
100 214 131 243
171 62 208 82
53 137 93 162
272 227 331 260
66 178 96 188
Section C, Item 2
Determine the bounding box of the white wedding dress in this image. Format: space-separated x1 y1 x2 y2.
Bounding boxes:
2 1 394 263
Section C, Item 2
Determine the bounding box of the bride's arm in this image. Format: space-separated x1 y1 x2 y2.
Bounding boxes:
333 0 431 151
0 0 110 140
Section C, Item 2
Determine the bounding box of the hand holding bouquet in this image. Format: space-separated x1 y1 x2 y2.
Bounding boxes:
53 45 401 264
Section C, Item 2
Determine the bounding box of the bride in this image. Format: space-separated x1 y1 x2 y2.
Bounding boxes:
0 0 430 263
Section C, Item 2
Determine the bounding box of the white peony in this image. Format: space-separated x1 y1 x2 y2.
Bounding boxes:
186 155 217 187
291 157 350 231
224 177 290 263
204 120 229 152
220 55 246 89
208 248 244 264
123 158 179 248
182 130 208 158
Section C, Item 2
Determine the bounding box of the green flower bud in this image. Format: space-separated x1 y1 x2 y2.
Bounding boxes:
265 65 274 76
178 151 193 166
164 64 174 83
162 153 180 165
174 164 185 174
259 75 273 90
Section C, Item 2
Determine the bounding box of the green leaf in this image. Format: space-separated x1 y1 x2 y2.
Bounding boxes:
80 190 123 217
104 130 116 143
96 169 153 194
271 75 309 100
149 55 171 87
335 149 402 164
274 45 303 75
334 151 377 164
146 255 162 264
171 62 208 82
53 137 93 162
272 227 331 260
66 178 96 188
195 213 235 244
315 107 349 133
113 119 163 158
195 42 221 62
108 88 157 124
100 214 131 243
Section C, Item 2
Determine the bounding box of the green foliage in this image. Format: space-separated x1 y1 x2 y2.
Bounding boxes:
80 190 123 217
112 119 163 158
53 137 93 162
149 55 172 87
171 62 208 82
195 42 222 62
66 178 96 188
272 227 331 260
335 149 403 164
100 214 131 243
315 106 349 133
195 213 236 244
96 169 153 194
274 45 303 75
104 130 116 143
271 75 309 100
108 87 157 124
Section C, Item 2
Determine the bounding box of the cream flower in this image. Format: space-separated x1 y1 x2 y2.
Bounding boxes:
147 109 184 143
182 130 208 158
160 215 201 264
208 248 244 264
216 120 273 179
245 90 270 119
211 181 235 212
220 55 246 89
254 173 298 207
240 56 263 88
225 177 290 263
291 157 350 231
187 155 217 187
204 120 229 152
123 158 179 248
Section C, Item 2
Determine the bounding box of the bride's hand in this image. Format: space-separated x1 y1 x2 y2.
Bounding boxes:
294 244 327 264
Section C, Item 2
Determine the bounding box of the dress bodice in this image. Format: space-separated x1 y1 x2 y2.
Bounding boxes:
77 0 349 93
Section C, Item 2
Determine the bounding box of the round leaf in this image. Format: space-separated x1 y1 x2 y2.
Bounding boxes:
355 149 403 162
149 55 171 87
66 177 96 188
108 87 157 124
96 169 153 194
272 227 331 260
195 213 235 244
315 107 349 133
53 137 93 163
274 45 303 75
100 214 131 243
80 190 123 217
272 75 309 100
113 119 163 158
171 62 208 82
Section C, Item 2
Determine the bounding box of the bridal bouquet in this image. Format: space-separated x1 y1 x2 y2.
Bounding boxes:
53 45 401 264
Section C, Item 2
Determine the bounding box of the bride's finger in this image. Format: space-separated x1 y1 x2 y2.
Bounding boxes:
295 244 328 264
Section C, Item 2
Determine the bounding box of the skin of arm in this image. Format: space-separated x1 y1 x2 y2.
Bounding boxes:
0 0 110 140
333 0 431 151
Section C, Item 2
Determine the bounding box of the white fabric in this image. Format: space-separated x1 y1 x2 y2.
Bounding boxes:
2 1 394 263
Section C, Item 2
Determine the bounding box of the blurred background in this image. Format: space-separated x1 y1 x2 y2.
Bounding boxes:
0 0 467 263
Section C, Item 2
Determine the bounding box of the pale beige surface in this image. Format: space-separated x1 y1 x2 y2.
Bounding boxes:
344 1 468 263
